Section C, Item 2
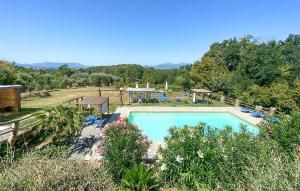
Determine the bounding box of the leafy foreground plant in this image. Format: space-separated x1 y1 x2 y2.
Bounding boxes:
0 154 116 191
33 105 86 149
34 144 72 158
99 117 150 181
260 111 300 155
157 123 290 190
121 163 160 191
233 153 300 191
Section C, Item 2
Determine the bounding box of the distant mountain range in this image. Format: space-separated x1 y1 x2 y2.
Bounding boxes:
17 62 87 69
16 62 190 69
147 63 190 69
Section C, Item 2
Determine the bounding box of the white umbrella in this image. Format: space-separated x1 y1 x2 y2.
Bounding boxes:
165 81 168 91
146 82 149 88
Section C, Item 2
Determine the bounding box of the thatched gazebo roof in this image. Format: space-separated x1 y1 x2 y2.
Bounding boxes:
77 95 109 106
191 89 212 94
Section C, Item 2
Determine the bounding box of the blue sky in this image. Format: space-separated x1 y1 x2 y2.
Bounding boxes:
0 0 300 66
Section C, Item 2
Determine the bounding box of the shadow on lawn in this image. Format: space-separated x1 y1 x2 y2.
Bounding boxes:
0 107 41 122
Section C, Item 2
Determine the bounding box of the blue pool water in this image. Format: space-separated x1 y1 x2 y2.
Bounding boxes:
128 112 258 141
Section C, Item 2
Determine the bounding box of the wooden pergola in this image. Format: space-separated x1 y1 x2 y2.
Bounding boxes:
191 89 212 103
77 95 109 128
125 88 157 103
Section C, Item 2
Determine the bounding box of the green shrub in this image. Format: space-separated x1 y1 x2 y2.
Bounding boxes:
33 105 86 148
232 154 300 191
0 68 14 84
121 163 160 191
100 117 150 181
157 124 280 190
0 154 116 191
238 83 298 113
260 111 300 155
34 144 72 158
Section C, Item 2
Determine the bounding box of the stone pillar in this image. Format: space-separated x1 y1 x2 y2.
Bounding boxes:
220 95 225 103
234 99 240 107
255 106 263 112
269 107 276 116
192 92 196 103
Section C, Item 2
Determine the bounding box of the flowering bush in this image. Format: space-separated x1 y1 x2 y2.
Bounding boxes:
157 123 280 190
98 117 150 181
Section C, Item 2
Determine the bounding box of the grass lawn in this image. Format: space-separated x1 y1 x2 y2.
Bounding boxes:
0 87 228 122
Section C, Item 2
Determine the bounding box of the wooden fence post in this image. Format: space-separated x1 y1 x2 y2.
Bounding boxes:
120 90 123 105
8 121 20 154
75 98 79 107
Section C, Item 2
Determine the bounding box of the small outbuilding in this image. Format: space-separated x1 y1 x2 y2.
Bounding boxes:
191 88 212 103
0 85 22 112
125 87 158 103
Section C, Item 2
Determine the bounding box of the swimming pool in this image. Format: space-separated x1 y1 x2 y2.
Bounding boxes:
128 112 258 141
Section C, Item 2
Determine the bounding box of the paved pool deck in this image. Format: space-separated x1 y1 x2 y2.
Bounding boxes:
70 106 263 160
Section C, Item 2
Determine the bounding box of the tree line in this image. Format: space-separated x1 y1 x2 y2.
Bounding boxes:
0 63 123 91
1 34 300 112
190 34 300 112
0 61 192 92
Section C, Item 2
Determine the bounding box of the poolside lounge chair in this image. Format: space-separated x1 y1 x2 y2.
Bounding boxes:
195 99 208 104
93 118 107 128
142 98 148 103
241 107 253 113
267 117 280 123
149 98 159 103
83 115 96 125
166 97 171 102
159 93 165 102
251 111 264 118
176 98 182 102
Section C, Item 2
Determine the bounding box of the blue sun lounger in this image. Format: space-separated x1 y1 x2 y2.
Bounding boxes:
159 93 165 102
267 117 280 123
84 115 96 125
93 118 107 128
176 98 182 102
195 99 208 104
251 111 264 118
241 107 253 113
